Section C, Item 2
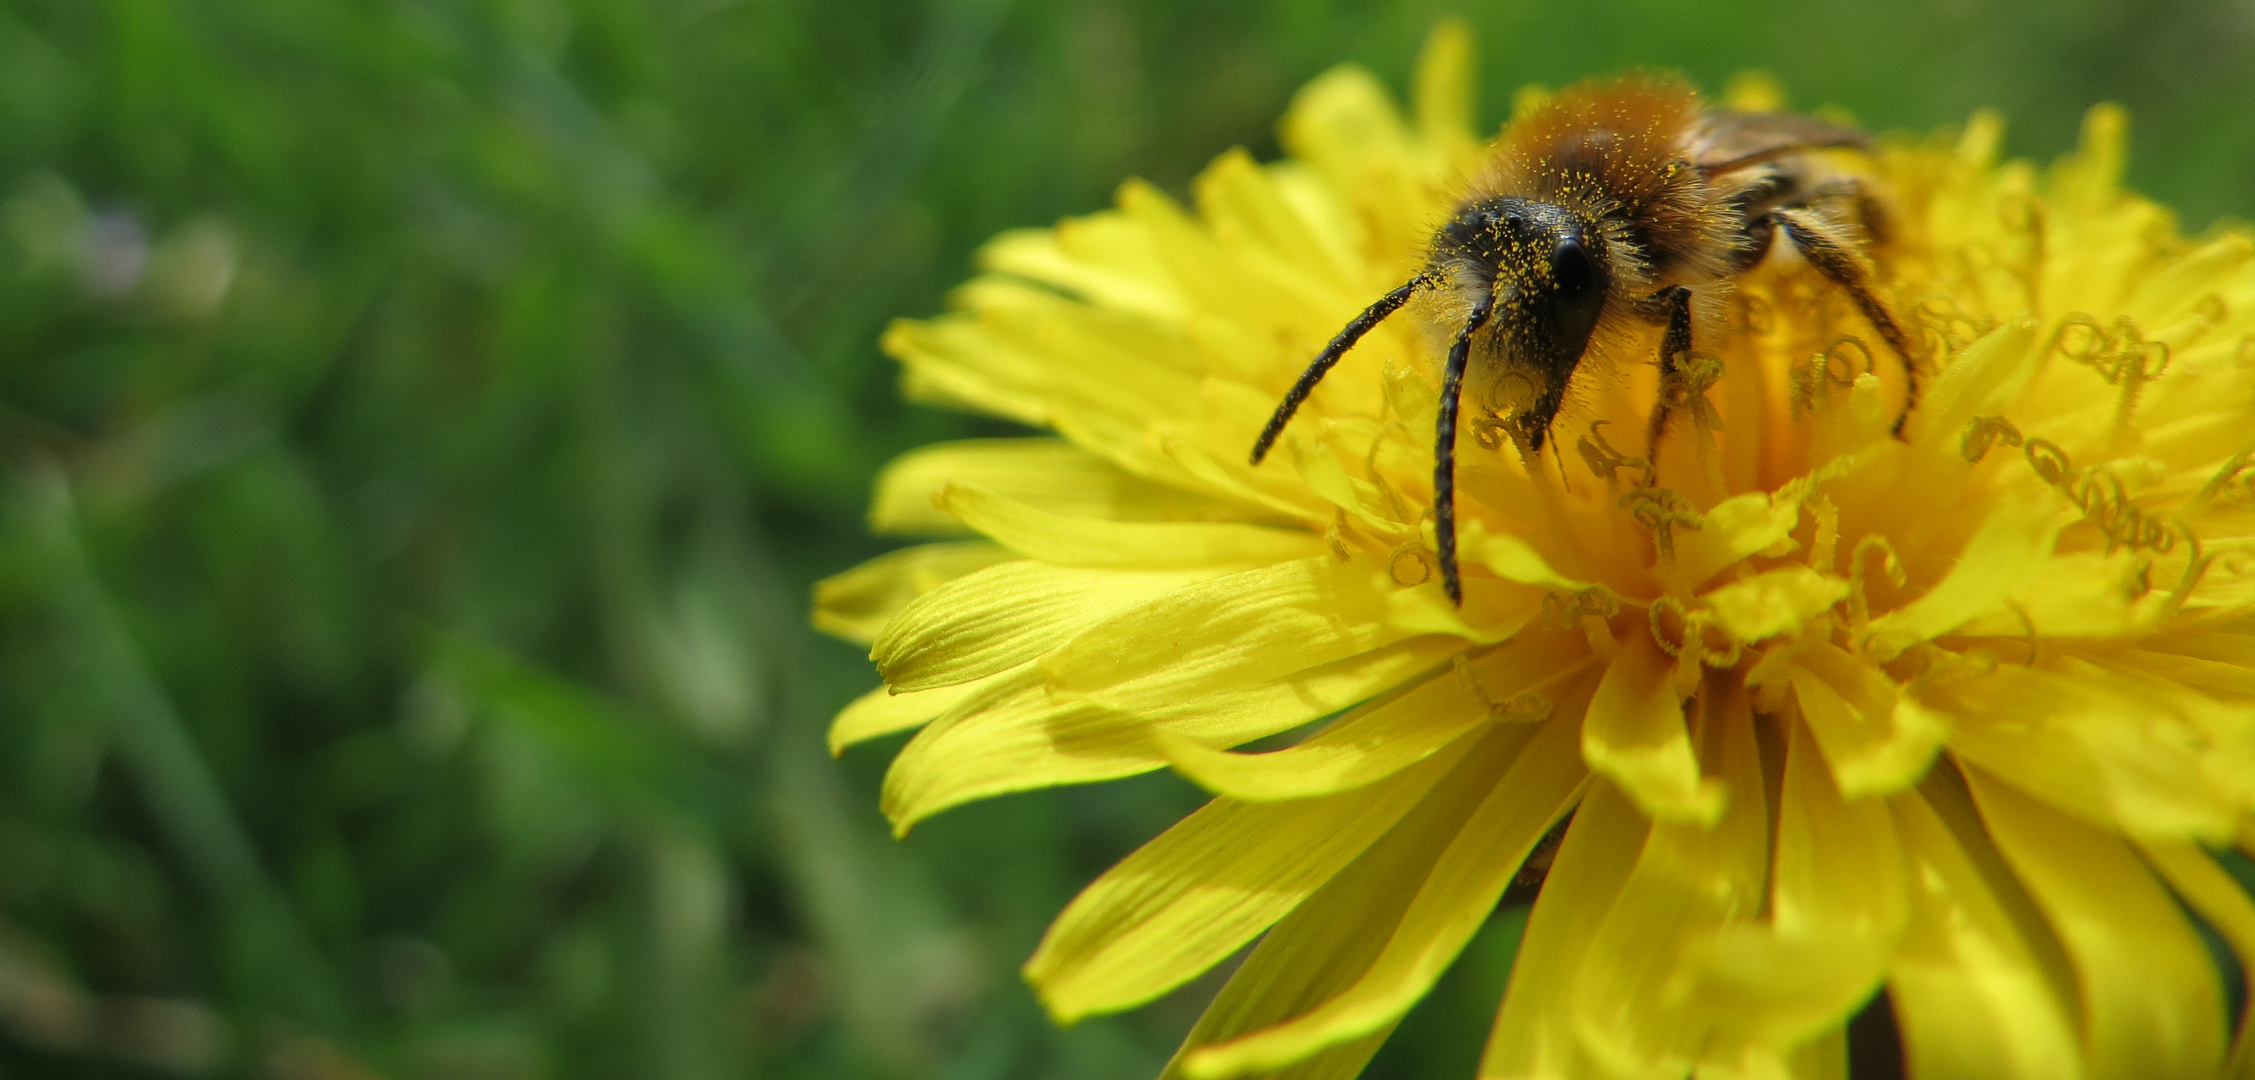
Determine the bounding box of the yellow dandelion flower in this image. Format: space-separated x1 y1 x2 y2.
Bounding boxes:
817 22 2255 1080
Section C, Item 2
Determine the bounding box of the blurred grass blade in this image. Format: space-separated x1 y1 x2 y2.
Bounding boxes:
12 463 350 1037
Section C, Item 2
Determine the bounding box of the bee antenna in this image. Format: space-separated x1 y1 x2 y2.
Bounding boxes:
1434 289 1498 606
1249 274 1430 465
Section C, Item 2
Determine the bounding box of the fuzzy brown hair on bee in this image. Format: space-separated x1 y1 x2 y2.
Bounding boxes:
1249 72 1914 605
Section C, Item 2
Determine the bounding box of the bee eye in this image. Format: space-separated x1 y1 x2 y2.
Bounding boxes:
1547 236 1608 360
1551 239 1599 295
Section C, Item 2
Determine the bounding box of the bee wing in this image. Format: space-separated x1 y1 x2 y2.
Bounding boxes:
1692 110 1869 176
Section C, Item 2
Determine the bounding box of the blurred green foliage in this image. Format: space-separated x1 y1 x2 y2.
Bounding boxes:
0 1 2245 1078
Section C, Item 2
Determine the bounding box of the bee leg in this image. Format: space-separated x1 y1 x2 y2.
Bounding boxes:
1643 285 1696 458
1773 210 1918 436
1252 275 1430 464
1772 175 1892 249
1722 212 1777 276
1434 289 1499 606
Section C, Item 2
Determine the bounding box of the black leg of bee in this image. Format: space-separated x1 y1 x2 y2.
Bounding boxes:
1250 275 1430 465
1723 214 1777 276
1434 289 1498 606
1774 211 1918 436
1644 285 1696 456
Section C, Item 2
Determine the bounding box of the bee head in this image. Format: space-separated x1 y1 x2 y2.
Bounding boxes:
1434 196 1611 393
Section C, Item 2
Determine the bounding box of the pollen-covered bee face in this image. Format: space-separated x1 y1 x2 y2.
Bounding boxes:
1434 197 1613 426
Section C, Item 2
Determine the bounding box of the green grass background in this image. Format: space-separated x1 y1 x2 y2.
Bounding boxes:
0 1 2248 1077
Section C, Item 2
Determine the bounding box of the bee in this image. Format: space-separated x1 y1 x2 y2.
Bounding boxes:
1249 73 1913 604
